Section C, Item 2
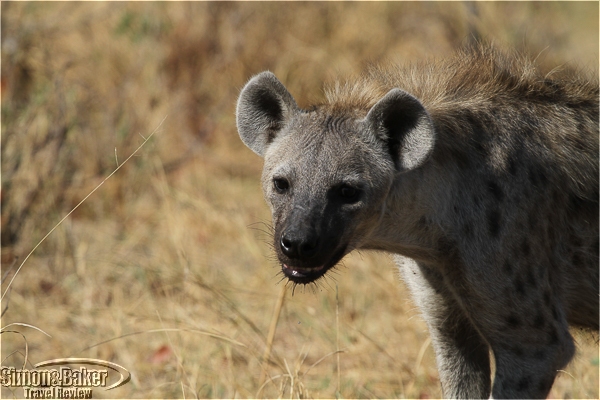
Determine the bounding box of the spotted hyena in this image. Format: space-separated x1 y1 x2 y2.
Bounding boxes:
235 46 599 398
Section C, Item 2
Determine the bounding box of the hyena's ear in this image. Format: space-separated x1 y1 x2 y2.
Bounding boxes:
236 71 300 157
363 89 436 171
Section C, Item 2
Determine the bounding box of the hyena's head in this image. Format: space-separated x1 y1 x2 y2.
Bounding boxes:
236 72 434 284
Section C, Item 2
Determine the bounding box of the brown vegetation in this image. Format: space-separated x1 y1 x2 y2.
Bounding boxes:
1 2 598 398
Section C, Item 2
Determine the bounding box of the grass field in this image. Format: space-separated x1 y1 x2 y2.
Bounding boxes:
1 2 598 398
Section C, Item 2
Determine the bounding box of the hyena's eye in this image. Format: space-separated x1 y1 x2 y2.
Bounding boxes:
273 178 290 193
339 184 361 203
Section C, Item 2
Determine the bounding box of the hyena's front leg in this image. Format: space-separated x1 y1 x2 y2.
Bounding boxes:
471 291 575 399
397 257 491 398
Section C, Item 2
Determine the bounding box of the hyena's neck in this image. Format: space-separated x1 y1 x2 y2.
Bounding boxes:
362 166 449 265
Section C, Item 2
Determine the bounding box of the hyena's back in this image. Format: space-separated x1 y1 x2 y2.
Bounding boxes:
326 47 599 203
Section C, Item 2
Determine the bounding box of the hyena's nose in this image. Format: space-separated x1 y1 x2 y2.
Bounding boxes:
280 232 318 259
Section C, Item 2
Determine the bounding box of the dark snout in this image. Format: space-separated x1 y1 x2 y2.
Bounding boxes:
276 216 346 284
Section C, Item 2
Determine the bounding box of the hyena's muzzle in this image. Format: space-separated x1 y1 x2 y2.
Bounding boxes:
274 202 349 284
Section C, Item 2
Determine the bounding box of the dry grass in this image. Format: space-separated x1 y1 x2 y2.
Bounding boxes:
1 2 598 398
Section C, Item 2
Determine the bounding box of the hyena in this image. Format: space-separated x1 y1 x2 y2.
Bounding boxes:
235 46 599 398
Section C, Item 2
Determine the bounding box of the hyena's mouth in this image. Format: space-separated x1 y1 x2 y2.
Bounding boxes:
282 264 327 284
281 247 346 284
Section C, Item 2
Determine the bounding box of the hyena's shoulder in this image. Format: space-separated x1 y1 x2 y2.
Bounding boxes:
325 45 599 207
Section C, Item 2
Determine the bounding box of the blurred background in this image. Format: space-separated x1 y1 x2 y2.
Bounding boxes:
1 2 598 398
